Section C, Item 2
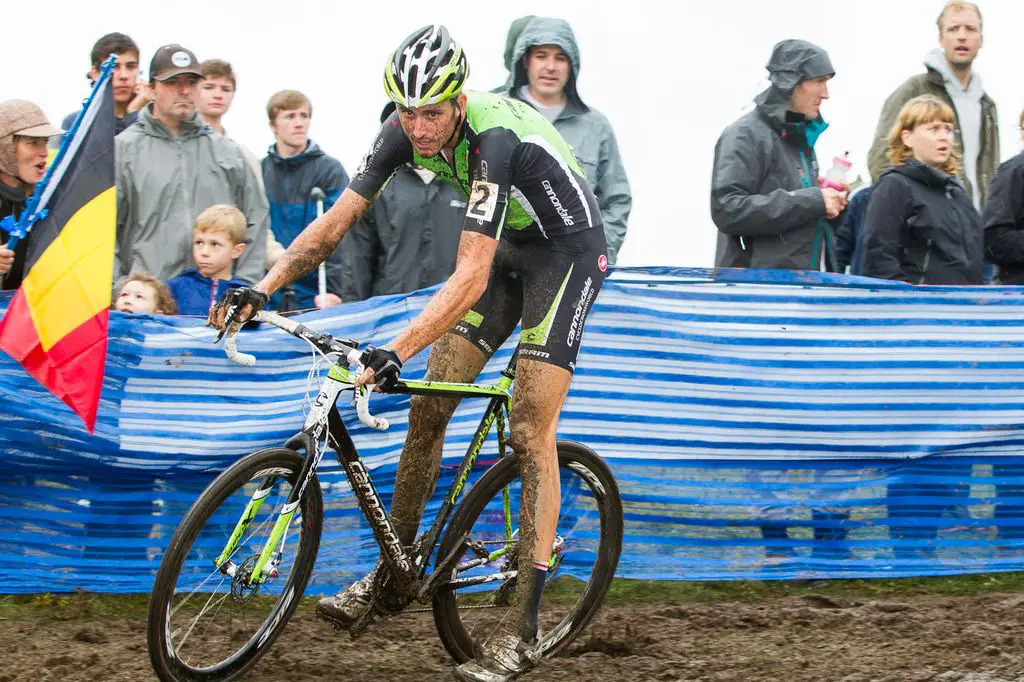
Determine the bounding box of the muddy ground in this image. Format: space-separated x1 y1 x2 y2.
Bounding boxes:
4 588 1024 682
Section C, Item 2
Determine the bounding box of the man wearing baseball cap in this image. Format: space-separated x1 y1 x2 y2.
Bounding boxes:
0 100 62 289
115 43 268 285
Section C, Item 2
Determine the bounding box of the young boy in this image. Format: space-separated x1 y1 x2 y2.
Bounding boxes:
166 205 249 315
114 273 177 314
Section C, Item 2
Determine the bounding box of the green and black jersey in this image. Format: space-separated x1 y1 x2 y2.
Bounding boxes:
348 91 603 242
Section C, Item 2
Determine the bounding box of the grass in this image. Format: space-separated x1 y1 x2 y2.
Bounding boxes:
5 572 1024 622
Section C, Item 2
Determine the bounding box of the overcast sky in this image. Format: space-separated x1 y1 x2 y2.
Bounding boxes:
8 1 1023 266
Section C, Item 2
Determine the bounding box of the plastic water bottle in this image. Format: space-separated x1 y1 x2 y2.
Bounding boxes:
820 152 853 190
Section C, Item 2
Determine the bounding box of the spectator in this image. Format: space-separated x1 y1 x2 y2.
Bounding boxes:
198 59 264 189
262 89 348 310
115 43 268 285
113 272 177 314
61 33 150 137
832 186 874 275
502 17 631 265
0 100 63 290
985 113 1024 537
491 15 536 93
867 1 998 211
197 59 283 268
983 109 1024 284
340 103 466 302
166 205 249 315
861 95 983 285
711 39 847 271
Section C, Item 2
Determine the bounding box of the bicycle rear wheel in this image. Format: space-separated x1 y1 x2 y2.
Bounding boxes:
433 440 622 663
147 448 323 682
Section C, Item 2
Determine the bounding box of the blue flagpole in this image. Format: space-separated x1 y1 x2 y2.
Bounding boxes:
3 53 117 250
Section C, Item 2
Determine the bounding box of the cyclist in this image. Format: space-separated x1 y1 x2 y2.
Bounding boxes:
210 24 607 682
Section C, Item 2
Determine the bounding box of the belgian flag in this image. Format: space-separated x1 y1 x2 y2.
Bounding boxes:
0 69 116 433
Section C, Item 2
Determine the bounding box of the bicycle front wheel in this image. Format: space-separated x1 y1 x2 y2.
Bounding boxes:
433 440 623 663
147 447 323 682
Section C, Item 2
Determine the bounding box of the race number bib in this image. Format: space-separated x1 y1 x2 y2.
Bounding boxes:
468 180 499 223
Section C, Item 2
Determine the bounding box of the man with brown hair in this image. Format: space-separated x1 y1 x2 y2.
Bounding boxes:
115 44 268 285
261 89 349 309
198 59 264 187
867 0 998 210
61 32 150 136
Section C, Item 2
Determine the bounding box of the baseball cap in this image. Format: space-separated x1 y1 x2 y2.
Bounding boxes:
149 44 202 82
0 100 63 140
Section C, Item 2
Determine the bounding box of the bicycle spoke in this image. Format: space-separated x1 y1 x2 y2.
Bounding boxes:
150 455 321 677
179 590 232 665
434 445 622 664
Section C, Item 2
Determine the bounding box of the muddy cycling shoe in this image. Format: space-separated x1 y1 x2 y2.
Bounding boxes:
452 632 539 682
316 568 377 630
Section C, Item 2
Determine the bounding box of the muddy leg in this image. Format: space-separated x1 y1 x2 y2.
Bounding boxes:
389 333 489 545
507 358 572 641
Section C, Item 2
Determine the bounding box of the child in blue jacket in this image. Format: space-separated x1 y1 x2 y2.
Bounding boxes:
167 205 249 316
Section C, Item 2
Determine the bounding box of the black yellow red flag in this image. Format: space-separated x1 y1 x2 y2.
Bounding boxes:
0 58 116 433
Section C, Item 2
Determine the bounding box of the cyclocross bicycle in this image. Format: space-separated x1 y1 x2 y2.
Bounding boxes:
146 310 623 682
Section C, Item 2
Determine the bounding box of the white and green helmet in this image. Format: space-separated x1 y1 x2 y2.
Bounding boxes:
384 25 469 108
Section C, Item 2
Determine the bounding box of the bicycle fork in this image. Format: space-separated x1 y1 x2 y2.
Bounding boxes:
212 374 344 586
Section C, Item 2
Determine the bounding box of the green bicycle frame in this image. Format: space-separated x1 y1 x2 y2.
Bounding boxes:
213 358 520 589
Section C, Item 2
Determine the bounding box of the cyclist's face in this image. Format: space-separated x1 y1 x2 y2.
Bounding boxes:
398 99 460 157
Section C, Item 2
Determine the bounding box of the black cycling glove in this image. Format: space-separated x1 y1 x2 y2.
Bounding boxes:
360 345 403 389
211 287 269 341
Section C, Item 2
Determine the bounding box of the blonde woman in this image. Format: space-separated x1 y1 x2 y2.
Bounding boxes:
862 94 983 285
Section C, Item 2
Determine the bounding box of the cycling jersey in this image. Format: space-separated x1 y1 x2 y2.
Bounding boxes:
348 91 603 242
348 91 608 371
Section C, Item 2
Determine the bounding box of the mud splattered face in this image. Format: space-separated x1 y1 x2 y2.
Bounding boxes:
397 100 461 158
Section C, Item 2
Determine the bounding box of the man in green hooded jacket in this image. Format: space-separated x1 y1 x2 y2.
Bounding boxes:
497 16 632 265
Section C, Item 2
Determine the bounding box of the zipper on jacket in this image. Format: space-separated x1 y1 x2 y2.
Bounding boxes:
918 239 933 285
799 149 829 271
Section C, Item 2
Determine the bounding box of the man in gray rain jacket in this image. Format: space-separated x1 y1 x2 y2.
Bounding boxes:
711 39 847 271
115 44 268 285
491 15 535 94
502 17 632 265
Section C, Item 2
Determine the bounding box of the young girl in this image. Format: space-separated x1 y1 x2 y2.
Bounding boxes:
114 273 177 315
862 94 984 285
